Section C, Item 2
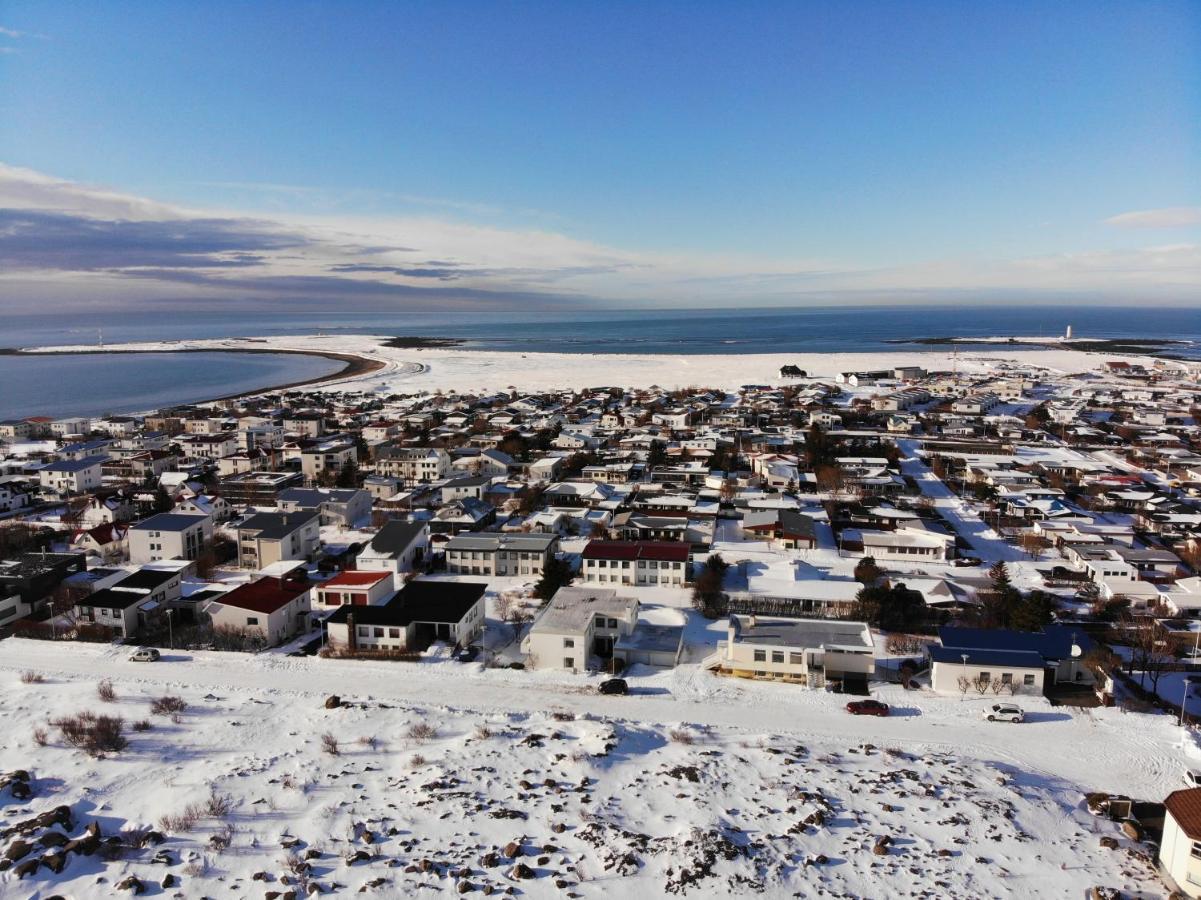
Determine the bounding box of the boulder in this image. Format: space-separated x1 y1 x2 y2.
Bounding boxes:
5 839 33 861
115 875 145 894
510 863 535 880
324 696 342 709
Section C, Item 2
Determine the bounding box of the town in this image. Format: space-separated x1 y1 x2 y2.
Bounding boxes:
1 347 1200 898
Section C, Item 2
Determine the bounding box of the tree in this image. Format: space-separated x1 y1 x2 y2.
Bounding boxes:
854 556 883 586
691 554 730 619
1127 615 1173 698
335 459 360 489
646 440 667 471
1010 589 1056 632
152 485 175 514
851 582 926 633
1020 532 1049 559
533 556 574 601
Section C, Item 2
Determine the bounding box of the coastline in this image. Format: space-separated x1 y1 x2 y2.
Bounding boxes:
1 345 388 408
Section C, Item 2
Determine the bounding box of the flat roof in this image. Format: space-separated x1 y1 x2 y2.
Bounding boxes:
731 615 873 651
531 586 638 634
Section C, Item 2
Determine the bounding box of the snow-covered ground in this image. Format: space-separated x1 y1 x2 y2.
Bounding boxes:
21 333 1156 395
0 638 1187 897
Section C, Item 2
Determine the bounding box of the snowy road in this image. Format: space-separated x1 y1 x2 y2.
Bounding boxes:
0 638 1188 802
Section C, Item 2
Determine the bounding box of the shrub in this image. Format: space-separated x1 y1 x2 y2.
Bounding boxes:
52 711 127 756
96 679 117 702
409 754 426 768
320 732 340 756
20 670 44 684
406 722 438 743
150 695 187 716
158 801 206 833
132 720 152 732
32 726 48 746
205 787 234 818
474 723 494 741
358 735 379 752
668 728 694 745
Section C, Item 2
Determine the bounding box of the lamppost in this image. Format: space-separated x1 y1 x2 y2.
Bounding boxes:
166 608 174 651
961 653 969 701
1181 628 1201 729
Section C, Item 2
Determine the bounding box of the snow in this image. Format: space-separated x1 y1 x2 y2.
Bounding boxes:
21 333 1158 396
0 638 1183 897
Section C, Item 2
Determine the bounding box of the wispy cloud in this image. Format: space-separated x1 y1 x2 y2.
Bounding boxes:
1103 206 1201 229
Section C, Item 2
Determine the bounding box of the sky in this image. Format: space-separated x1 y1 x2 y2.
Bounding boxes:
0 0 1198 314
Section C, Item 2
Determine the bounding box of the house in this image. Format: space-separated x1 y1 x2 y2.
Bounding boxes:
324 580 486 654
355 520 430 585
451 449 514 477
362 474 402 500
71 522 131 563
522 586 639 672
613 623 685 669
706 615 875 690
0 552 86 623
579 541 690 587
439 475 493 504
0 478 33 514
841 522 956 561
283 412 325 437
740 510 818 549
929 625 1093 696
39 456 106 496
277 487 372 528
1160 788 1201 898
376 447 451 483
235 510 321 568
313 570 394 610
218 470 304 506
73 567 184 639
204 572 313 646
444 533 559 577
128 512 213 565
299 437 357 484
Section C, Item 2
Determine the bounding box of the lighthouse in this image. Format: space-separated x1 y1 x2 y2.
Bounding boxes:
1065 325 1072 340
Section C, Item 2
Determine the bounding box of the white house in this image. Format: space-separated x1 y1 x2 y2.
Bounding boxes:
39 456 106 495
522 586 639 672
579 541 690 587
706 615 875 690
1161 788 1201 897
128 512 213 565
444 533 559 577
355 520 430 586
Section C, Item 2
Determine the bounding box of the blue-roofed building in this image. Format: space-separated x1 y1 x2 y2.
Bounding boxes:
930 625 1093 696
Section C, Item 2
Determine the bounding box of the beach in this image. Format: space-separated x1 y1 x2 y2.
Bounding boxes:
19 332 1181 402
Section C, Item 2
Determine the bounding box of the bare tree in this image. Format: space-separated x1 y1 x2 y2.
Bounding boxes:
956 675 972 698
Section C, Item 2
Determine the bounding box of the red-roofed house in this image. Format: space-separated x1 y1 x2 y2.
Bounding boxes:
580 541 691 587
204 573 312 646
313 570 394 610
1161 788 1201 897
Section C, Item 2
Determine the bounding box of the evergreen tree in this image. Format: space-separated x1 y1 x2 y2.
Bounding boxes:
533 556 574 601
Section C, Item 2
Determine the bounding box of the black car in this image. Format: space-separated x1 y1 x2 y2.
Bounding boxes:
454 645 480 663
598 678 628 695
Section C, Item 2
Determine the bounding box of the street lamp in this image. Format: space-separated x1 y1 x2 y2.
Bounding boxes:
166 609 174 650
1181 627 1201 729
961 653 969 701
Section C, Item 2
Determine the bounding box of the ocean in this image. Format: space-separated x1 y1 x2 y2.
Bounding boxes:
0 304 1197 420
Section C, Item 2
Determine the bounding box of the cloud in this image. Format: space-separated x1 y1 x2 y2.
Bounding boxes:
1103 207 1201 229
1 163 1199 312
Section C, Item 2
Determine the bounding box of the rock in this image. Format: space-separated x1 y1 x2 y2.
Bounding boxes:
305 848 323 860
10 782 31 801
152 849 174 865
115 875 145 894
42 851 66 873
324 695 342 709
481 852 500 868
13 857 39 878
457 881 473 893
510 863 536 879
1099 836 1119 850
503 841 522 859
346 849 371 865
551 823 566 834
38 830 69 848
161 874 176 889
5 839 33 861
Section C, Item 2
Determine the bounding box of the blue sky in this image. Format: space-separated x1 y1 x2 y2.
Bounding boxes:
0 1 1198 311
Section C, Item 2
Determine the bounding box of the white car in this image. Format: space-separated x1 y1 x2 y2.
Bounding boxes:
1185 770 1201 788
129 647 161 662
982 703 1024 723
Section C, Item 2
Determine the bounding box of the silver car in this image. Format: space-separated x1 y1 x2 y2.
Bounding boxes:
129 647 160 662
982 703 1024 723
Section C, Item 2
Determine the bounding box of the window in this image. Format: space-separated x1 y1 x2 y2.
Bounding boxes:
374 627 384 638
771 651 785 664
564 657 575 668
246 617 259 626
388 628 401 639
979 671 990 682
1023 674 1036 686
790 652 804 665
564 638 575 648
1001 673 1013 684
753 649 766 662
1191 841 1201 861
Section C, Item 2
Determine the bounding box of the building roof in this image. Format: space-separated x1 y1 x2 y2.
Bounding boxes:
326 580 485 627
1165 789 1201 840
77 587 144 611
445 533 557 552
937 624 1092 662
581 540 690 562
530 586 639 634
278 487 365 506
366 520 427 557
730 615 873 652
928 646 1046 669
41 455 107 472
130 512 209 532
237 510 319 539
215 576 310 614
320 570 391 589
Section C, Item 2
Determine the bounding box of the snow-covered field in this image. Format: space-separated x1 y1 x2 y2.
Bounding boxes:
22 333 1156 395
0 639 1184 898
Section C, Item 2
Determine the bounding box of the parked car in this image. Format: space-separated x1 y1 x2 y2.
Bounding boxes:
1185 770 1201 788
845 699 889 717
982 703 1024 723
598 678 628 696
454 645 480 663
129 647 160 662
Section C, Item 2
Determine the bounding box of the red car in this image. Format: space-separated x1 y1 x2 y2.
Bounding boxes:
845 699 890 717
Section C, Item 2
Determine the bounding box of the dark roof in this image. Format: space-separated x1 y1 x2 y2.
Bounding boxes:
395 581 486 624
237 510 320 539
131 512 209 532
78 587 144 611
1166 789 1201 840
326 580 486 627
369 520 428 556
929 646 1046 669
581 541 690 562
937 624 1092 662
778 510 817 538
111 568 178 592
